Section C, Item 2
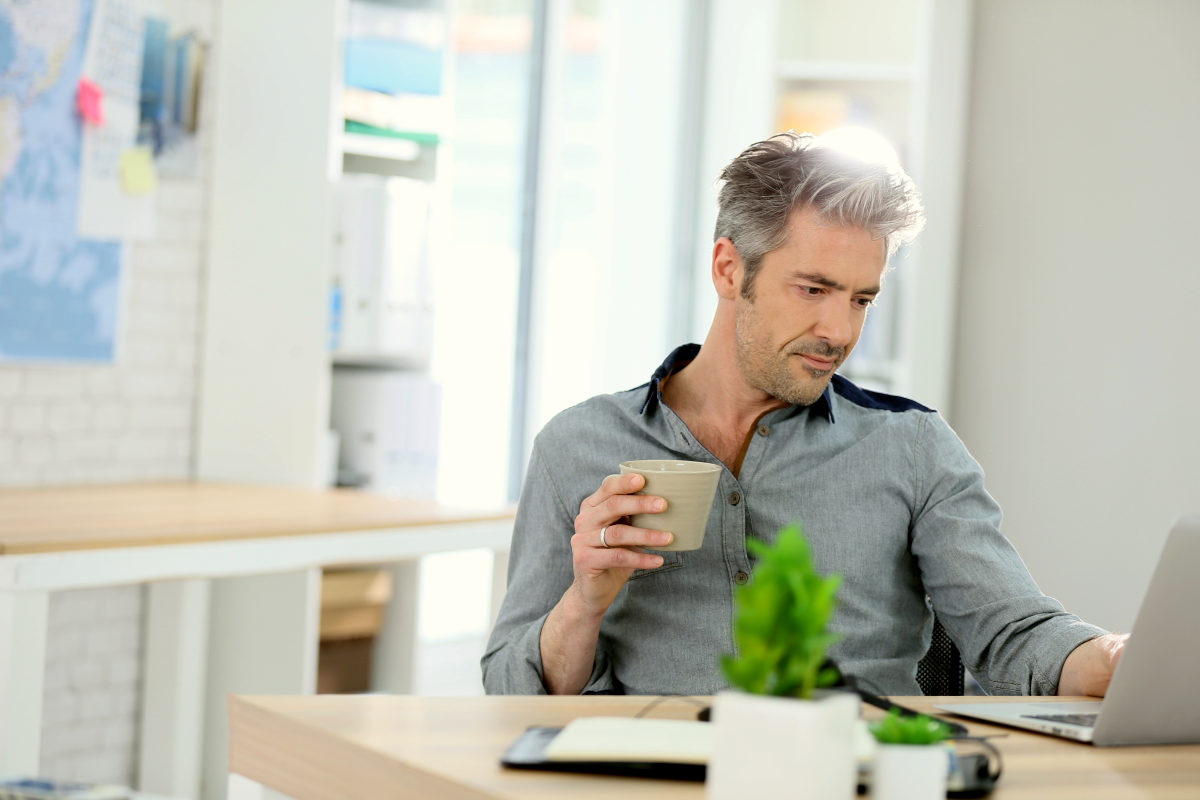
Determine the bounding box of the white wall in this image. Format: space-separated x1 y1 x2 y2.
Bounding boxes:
38 586 146 785
953 0 1200 633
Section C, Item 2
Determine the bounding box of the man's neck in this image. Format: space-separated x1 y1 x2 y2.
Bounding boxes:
661 328 787 471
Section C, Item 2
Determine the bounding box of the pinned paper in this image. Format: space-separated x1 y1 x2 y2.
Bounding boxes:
76 78 105 125
118 147 157 195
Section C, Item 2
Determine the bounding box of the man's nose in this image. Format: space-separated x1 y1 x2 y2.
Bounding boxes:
812 300 854 348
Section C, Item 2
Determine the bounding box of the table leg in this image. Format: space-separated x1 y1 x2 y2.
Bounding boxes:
0 589 48 776
140 579 210 798
370 561 421 694
202 569 320 800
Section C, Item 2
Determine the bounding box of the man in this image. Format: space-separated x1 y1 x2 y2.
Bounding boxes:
483 131 1125 697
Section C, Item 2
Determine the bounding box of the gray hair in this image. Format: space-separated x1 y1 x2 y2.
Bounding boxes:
714 131 925 297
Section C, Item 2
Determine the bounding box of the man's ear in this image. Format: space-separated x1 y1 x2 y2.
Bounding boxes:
712 237 742 300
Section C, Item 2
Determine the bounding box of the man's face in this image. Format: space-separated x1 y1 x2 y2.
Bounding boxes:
733 206 886 406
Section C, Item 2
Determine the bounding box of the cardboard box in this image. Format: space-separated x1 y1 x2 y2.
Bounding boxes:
317 568 393 693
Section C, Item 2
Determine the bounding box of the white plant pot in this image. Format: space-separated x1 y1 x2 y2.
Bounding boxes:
871 744 949 800
706 689 860 800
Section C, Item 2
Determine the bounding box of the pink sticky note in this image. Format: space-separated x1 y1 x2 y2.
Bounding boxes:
77 78 104 125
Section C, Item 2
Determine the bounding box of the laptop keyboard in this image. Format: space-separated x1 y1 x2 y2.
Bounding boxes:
1021 712 1100 728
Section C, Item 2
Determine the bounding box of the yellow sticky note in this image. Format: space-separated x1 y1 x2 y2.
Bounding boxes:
119 147 157 195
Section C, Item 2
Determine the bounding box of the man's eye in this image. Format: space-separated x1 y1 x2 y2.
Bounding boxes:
854 297 876 308
799 286 823 296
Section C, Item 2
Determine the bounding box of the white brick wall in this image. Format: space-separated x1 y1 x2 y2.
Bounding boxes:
39 585 147 786
0 0 219 787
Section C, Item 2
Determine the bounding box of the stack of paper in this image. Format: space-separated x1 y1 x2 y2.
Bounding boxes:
543 717 715 765
342 0 445 145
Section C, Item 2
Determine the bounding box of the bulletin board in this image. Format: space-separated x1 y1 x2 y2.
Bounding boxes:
0 0 205 362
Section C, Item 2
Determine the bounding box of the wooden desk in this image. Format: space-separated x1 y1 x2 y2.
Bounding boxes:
0 483 515 800
226 694 1200 800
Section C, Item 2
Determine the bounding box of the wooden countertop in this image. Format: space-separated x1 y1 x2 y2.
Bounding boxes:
0 482 515 555
228 694 1200 800
230 694 705 800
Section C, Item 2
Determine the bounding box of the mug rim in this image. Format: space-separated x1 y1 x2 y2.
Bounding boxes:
620 459 721 474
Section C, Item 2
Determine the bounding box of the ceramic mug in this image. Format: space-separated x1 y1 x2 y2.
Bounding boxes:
618 459 721 551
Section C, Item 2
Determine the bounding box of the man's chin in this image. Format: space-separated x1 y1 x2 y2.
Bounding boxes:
780 371 834 407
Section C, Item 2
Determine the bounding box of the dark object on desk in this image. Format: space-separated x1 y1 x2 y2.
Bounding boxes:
501 726 705 781
856 747 1000 798
695 693 969 736
696 670 970 738
501 726 999 797
856 693 970 737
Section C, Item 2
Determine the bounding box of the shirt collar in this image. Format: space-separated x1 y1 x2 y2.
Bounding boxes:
640 343 836 423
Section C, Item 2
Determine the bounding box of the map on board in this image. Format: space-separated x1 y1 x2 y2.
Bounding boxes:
0 0 123 362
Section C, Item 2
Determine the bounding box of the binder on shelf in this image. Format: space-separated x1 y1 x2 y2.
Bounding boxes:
330 370 441 498
332 174 434 364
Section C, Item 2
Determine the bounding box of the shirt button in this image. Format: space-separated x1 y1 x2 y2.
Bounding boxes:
728 491 741 506
757 424 769 437
734 571 749 585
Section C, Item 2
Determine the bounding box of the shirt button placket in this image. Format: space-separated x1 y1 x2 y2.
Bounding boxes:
727 490 748 585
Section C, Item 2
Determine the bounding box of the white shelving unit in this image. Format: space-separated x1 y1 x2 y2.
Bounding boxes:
198 0 340 488
194 4 468 800
199 0 451 488
694 0 972 415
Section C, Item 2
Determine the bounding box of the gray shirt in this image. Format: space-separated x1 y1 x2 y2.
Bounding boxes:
482 345 1105 696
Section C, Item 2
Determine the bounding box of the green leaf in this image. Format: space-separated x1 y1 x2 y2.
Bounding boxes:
868 709 953 744
719 522 843 699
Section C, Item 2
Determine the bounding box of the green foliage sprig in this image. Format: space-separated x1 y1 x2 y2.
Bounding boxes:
868 709 953 745
719 523 842 699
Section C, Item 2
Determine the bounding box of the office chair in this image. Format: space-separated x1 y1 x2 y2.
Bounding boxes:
916 614 965 696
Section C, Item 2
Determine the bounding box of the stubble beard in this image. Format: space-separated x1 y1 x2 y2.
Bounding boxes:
734 298 846 407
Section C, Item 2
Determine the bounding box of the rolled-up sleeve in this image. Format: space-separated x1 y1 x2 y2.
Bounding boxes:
481 440 615 694
911 413 1107 695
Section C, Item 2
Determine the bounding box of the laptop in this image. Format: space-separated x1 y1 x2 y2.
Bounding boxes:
935 515 1200 746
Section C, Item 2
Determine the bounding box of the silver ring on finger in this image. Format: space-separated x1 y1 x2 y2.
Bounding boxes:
599 525 611 548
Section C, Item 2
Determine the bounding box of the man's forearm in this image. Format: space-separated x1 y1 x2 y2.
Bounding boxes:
539 582 606 694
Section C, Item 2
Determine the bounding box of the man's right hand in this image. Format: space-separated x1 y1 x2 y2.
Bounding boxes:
539 472 673 694
569 472 675 613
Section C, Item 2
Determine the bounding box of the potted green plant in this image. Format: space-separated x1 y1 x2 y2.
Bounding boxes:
867 710 953 800
719 522 842 697
707 524 860 799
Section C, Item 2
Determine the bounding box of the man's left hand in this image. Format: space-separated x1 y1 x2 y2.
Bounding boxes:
1057 633 1129 696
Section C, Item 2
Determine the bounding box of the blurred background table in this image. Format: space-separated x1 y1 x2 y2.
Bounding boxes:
0 482 514 800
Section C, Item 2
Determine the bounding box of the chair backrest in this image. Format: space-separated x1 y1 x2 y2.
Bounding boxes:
915 614 965 696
